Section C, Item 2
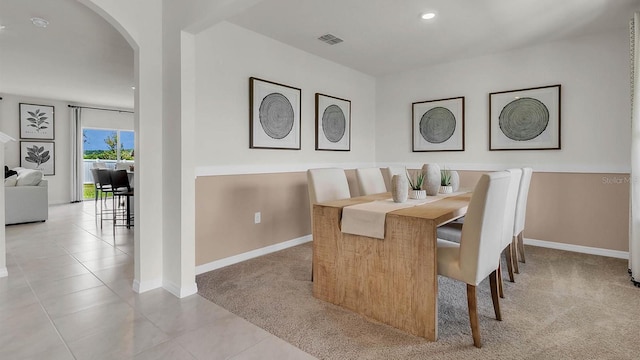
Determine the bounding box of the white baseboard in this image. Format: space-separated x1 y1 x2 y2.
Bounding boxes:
0 267 7 278
195 235 313 275
132 278 163 294
524 238 629 259
163 280 198 298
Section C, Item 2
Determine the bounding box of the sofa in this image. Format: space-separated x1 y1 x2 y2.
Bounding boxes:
4 168 48 225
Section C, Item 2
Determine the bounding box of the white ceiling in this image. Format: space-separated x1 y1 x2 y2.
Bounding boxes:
0 0 639 109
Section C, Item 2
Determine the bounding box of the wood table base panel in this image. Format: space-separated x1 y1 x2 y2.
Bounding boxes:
312 205 438 340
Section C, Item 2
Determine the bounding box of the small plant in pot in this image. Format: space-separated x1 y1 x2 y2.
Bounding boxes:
440 168 453 194
407 170 427 199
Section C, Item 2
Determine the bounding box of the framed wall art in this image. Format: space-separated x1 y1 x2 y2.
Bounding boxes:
315 93 351 151
249 77 301 150
489 84 561 150
412 96 465 152
20 103 54 140
20 141 55 175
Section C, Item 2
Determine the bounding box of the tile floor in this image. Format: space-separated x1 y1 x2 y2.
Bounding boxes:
0 201 316 360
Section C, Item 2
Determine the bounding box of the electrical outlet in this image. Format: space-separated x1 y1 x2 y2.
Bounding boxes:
254 212 261 224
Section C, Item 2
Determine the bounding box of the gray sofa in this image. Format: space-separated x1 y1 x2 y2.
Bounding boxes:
4 169 48 225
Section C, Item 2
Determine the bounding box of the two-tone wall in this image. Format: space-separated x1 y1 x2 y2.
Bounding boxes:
194 24 631 270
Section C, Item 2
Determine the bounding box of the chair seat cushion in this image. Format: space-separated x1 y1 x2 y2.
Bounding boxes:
437 238 463 282
436 223 463 243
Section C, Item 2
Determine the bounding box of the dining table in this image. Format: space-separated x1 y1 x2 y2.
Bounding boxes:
312 191 472 341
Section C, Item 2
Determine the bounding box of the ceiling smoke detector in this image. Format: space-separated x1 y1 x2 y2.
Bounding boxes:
30 17 49 28
318 34 343 45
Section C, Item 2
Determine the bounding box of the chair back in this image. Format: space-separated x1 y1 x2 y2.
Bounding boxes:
514 167 533 235
459 171 511 285
501 169 522 250
96 169 113 191
356 168 387 195
382 166 406 192
307 168 351 225
90 168 101 187
110 169 131 192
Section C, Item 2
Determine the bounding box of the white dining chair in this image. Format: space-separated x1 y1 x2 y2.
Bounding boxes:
436 171 511 348
497 168 522 296
307 168 352 281
513 167 533 271
437 169 522 292
356 167 387 195
382 166 406 192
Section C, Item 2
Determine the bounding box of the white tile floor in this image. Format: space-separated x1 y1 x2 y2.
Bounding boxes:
1 201 316 360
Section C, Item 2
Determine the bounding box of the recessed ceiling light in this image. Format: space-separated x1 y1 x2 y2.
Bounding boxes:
30 17 49 28
421 12 436 20
0 25 6 30
131 86 136 90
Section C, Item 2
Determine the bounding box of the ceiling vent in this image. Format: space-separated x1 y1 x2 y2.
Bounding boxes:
318 34 343 45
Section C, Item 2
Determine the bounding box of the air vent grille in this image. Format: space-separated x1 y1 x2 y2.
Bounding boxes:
318 33 343 45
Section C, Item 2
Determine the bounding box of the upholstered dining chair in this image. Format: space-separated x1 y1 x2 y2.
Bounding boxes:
355 167 387 195
96 169 116 228
497 168 522 296
110 169 134 229
382 166 406 192
436 171 511 348
89 167 110 210
513 167 533 272
307 168 352 281
436 169 522 292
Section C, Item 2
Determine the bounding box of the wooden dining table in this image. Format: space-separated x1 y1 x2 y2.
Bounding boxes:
312 191 472 341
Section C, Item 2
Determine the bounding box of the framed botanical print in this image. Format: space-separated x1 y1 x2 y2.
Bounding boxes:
20 141 55 175
315 93 351 151
412 96 465 152
20 103 54 140
249 77 301 150
489 84 561 150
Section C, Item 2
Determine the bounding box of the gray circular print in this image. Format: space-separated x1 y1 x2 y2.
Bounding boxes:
419 107 456 144
322 105 346 143
259 93 294 139
498 97 549 141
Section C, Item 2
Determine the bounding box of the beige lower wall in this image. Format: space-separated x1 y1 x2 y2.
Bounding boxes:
195 169 630 266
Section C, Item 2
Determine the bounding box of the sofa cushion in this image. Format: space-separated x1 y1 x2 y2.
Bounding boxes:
16 169 43 186
4 174 17 187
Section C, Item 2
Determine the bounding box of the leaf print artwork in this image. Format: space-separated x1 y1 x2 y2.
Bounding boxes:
26 109 49 132
24 145 50 167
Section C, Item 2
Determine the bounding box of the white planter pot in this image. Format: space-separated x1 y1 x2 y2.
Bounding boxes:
440 185 453 194
409 189 427 200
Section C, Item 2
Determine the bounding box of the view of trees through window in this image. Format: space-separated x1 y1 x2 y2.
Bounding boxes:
83 128 135 160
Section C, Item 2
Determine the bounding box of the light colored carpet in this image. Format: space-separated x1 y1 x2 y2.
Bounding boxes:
197 243 640 359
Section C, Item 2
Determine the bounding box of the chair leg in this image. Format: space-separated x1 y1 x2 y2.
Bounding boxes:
504 245 515 283
489 270 502 321
517 232 526 263
466 284 482 348
512 236 520 274
497 263 504 299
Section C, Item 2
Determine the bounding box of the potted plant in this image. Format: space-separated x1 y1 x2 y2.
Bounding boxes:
407 170 427 199
440 168 453 194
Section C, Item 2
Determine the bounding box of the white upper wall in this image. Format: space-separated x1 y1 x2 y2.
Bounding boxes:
194 21 377 172
375 29 631 173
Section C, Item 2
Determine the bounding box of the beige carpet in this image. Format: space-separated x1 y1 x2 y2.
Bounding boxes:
197 243 639 359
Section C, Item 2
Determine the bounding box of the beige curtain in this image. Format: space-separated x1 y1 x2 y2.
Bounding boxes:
630 13 640 286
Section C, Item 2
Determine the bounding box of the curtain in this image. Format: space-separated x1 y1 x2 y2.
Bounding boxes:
630 13 640 287
70 107 83 203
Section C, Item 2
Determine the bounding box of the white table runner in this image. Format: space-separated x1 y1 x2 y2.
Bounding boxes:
341 192 466 239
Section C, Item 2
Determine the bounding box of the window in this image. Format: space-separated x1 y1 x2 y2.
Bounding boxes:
83 128 134 161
